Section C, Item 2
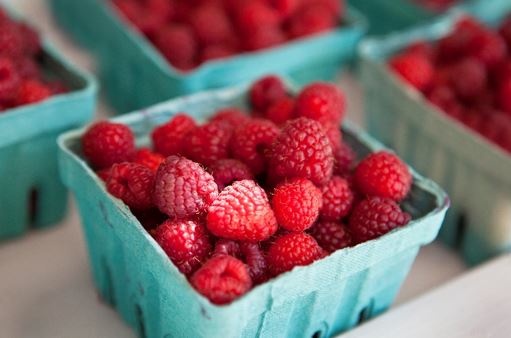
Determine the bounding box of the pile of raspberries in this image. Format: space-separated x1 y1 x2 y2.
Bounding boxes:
81 76 413 305
112 0 344 71
0 8 67 112
389 15 511 154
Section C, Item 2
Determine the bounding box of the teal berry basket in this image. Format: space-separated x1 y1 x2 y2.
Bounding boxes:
347 0 509 35
359 5 511 265
0 21 97 239
58 83 448 338
49 0 367 114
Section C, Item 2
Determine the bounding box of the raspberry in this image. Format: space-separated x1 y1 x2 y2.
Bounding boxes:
498 77 511 114
267 233 324 275
209 107 249 128
133 148 164 172
15 57 40 80
499 15 511 48
243 26 286 51
272 178 322 232
265 96 295 125
96 168 111 182
209 159 254 190
154 24 198 70
234 1 280 36
0 57 20 102
213 240 268 283
213 239 241 257
308 221 352 253
320 176 354 222
269 118 334 186
106 162 155 210
437 17 483 63
19 23 41 56
333 142 356 176
151 114 197 157
190 255 252 305
184 121 232 166
448 58 487 100
207 180 277 241
405 41 435 59
250 75 287 112
469 31 507 69
349 197 411 243
153 156 219 219
287 3 337 39
189 5 231 46
152 219 211 275
0 21 23 59
231 118 280 175
294 82 345 126
354 151 412 201
82 121 135 169
324 123 342 152
266 0 299 18
389 52 433 91
316 0 343 16
201 45 236 63
427 84 457 112
15 79 51 106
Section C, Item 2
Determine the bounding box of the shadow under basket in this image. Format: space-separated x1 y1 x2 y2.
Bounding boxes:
49 0 367 114
58 84 448 338
0 46 96 239
359 6 511 265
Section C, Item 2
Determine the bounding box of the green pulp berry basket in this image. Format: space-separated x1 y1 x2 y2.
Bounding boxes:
58 83 448 338
0 14 97 239
347 0 509 35
49 0 367 114
359 6 511 265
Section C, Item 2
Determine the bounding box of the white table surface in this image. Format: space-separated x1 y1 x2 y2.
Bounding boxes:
0 1 475 337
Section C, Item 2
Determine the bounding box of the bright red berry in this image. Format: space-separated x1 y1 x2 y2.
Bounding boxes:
207 180 278 241
184 121 232 166
209 107 249 128
309 221 352 253
153 219 211 275
265 96 295 125
243 26 286 51
133 148 164 172
189 4 231 46
201 44 237 63
209 159 254 190
267 232 324 275
272 178 322 232
250 75 287 112
333 142 356 176
82 121 135 169
0 57 20 102
448 58 487 100
190 255 252 305
106 162 155 210
153 156 219 219
324 123 343 152
234 1 280 36
354 151 412 201
389 52 433 91
15 79 51 105
320 176 354 222
151 114 197 157
287 3 337 39
498 77 511 114
154 24 198 70
269 117 334 186
349 197 411 243
294 82 345 125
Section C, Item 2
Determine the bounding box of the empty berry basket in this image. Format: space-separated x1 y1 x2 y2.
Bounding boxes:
58 83 448 338
0 10 97 239
359 7 511 265
49 0 366 114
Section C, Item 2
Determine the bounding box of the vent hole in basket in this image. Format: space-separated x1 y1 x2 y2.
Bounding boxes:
357 301 374 325
311 331 323 338
454 213 467 249
28 188 39 226
135 304 147 338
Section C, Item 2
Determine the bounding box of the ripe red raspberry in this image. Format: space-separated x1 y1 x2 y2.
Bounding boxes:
153 156 219 219
498 77 511 114
243 26 286 51
151 114 197 157
209 159 254 190
250 75 287 112
15 79 51 106
287 3 337 39
106 162 155 210
437 17 483 63
294 82 345 126
96 168 111 182
209 107 249 128
404 40 435 59
189 5 231 46
19 23 41 56
324 123 342 152
469 31 507 69
82 121 135 169
266 0 299 18
269 118 334 186
316 0 343 16
184 121 232 166
267 233 324 275
272 178 322 232
0 21 24 59
308 221 352 253
133 148 164 172
191 254 252 305
231 118 280 175
15 57 40 80
154 24 198 70
349 197 411 243
152 219 211 275
0 57 20 102
200 44 236 63
389 52 433 91
499 15 511 48
320 176 354 222
234 1 280 36
354 151 412 201
448 58 487 100
333 142 356 176
207 180 277 241
265 96 295 125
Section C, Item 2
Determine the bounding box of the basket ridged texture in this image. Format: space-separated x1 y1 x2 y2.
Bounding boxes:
0 16 97 239
347 0 509 34
49 0 366 114
359 6 511 265
58 84 448 338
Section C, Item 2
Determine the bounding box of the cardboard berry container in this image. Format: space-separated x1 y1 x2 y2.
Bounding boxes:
58 83 448 338
0 14 97 239
347 0 508 35
49 0 367 114
359 6 511 265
